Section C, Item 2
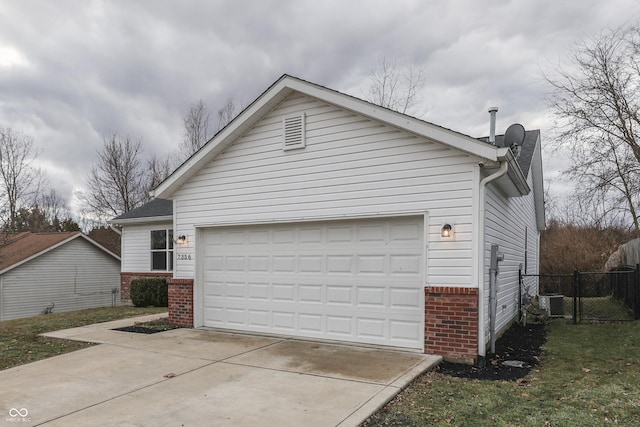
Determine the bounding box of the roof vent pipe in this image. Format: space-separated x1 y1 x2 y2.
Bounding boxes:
488 106 498 144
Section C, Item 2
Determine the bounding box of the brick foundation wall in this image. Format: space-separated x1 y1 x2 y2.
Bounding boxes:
120 272 173 304
424 286 479 364
168 278 194 328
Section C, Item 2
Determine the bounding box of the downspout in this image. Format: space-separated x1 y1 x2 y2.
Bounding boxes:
477 160 508 360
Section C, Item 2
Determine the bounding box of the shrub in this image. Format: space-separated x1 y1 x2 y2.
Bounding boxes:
130 278 168 307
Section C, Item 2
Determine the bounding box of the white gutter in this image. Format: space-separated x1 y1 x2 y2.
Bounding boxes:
109 224 122 235
477 160 508 360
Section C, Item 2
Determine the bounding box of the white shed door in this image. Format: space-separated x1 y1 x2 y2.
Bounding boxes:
201 217 424 349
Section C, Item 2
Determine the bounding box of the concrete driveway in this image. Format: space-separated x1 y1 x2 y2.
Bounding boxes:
1 314 440 426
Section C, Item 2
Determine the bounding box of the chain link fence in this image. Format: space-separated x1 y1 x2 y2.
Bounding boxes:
520 267 640 323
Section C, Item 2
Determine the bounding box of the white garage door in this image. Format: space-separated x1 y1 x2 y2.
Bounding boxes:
201 216 425 349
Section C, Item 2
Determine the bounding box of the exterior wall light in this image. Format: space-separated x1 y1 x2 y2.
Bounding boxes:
441 224 453 238
174 235 187 245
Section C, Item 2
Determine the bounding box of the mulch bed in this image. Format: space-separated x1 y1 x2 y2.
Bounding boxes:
436 323 547 381
112 325 164 334
112 319 180 335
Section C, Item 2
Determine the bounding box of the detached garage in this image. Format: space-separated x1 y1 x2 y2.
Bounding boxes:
0 232 121 321
124 74 544 364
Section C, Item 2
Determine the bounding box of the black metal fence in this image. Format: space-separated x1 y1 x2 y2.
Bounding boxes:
520 265 640 323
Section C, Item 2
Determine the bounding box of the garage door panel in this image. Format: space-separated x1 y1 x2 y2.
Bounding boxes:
248 230 269 244
358 224 386 242
299 313 323 333
272 283 295 301
298 256 323 273
390 320 421 343
273 229 295 243
327 315 353 336
298 284 323 303
390 255 421 274
248 283 269 300
326 255 354 274
204 281 224 297
248 256 269 271
273 256 296 272
201 217 424 349
390 222 422 242
225 231 246 245
326 285 353 305
273 311 295 330
357 317 385 339
248 309 269 327
357 287 386 307
357 255 386 274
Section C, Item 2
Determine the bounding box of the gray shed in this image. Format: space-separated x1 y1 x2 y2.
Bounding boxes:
0 232 121 321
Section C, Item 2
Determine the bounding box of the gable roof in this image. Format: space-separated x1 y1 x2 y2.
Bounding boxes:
109 198 173 225
153 74 529 199
0 232 120 275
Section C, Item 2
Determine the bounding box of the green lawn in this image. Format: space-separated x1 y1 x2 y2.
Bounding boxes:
0 306 167 371
364 321 640 426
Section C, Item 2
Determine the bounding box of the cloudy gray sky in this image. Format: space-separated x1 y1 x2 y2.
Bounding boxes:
1 0 638 215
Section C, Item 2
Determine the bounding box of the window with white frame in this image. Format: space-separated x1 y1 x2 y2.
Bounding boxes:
151 229 173 271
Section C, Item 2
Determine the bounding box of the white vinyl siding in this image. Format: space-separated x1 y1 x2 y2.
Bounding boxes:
173 92 478 285
482 166 540 342
0 238 120 321
121 221 173 272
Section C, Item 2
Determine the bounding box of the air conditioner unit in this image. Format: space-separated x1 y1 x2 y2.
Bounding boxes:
540 295 564 317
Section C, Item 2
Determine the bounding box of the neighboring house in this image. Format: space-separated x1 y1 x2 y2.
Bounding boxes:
109 197 173 303
111 75 545 364
0 232 121 321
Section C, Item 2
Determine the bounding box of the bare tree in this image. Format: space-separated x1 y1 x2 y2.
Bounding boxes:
146 153 173 192
216 98 237 132
37 188 76 230
182 99 210 159
547 25 640 233
80 133 149 220
0 128 42 231
365 58 426 115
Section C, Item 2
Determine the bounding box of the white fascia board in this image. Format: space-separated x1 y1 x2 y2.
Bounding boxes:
153 75 506 198
284 78 501 161
108 215 174 226
498 148 531 196
153 77 294 199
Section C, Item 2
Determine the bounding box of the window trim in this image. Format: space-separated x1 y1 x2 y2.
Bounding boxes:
150 229 174 271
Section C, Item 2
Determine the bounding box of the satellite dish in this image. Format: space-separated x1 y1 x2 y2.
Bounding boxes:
503 123 526 148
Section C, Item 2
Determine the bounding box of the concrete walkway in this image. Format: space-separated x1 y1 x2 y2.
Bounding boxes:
1 314 441 426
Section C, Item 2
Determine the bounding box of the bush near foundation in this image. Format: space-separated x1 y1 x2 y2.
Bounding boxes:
130 278 168 307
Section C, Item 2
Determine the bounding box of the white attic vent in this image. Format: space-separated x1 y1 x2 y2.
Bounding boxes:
282 113 305 150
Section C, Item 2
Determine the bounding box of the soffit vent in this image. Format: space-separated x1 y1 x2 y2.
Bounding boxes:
282 113 306 150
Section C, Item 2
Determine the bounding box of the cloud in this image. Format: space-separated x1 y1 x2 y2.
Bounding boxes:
0 0 638 217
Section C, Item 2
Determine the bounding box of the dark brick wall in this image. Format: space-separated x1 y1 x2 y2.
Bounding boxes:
168 278 194 327
425 286 479 364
